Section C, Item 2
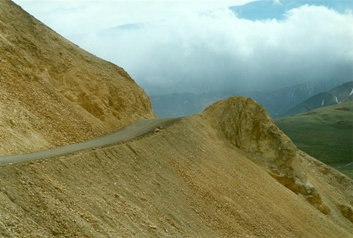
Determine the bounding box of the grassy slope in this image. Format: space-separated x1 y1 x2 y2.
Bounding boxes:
275 101 353 178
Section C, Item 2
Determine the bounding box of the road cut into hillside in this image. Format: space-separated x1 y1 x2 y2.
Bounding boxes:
0 118 180 166
0 97 353 237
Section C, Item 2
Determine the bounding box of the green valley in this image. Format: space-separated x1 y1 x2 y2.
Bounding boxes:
275 102 353 179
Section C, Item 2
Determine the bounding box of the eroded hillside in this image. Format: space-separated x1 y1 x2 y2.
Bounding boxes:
0 0 155 156
0 96 353 237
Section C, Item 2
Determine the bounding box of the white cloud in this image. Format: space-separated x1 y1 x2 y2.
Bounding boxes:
13 1 353 94
273 0 282 6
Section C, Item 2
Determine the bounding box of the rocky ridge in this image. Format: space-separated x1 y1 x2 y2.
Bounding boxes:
203 96 334 214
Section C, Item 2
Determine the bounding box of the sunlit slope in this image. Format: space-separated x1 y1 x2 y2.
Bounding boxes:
0 0 155 156
0 97 352 237
275 101 353 178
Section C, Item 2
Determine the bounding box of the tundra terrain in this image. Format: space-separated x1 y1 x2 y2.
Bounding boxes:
276 101 353 179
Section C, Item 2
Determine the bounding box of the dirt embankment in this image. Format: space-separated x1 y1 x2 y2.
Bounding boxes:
0 0 155 156
0 96 352 237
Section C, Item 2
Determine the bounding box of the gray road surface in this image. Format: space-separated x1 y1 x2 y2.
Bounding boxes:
0 117 181 166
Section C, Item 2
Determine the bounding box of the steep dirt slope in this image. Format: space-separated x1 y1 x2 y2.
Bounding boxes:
0 96 352 237
0 0 155 156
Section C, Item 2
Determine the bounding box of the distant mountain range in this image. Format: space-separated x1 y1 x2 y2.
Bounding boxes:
150 78 352 118
281 81 353 117
229 0 353 21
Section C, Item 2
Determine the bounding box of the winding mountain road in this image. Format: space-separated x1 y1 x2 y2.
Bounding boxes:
0 117 181 166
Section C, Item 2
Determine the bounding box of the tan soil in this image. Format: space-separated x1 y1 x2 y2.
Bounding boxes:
0 0 155 156
0 111 352 237
1 0 353 237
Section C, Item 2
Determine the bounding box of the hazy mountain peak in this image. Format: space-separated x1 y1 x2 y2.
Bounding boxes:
282 81 353 117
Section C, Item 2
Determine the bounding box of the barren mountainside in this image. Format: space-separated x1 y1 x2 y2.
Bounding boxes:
1 96 353 237
1 0 353 237
0 0 155 156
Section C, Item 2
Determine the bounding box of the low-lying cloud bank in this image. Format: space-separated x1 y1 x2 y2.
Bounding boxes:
79 5 353 94
15 1 353 94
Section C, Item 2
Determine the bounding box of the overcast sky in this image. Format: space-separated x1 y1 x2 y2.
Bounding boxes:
13 0 353 95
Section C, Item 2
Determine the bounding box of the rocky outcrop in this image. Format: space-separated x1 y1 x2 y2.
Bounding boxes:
203 97 300 178
203 96 329 214
0 0 155 155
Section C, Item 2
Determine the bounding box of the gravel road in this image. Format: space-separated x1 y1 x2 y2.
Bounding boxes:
0 117 181 166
